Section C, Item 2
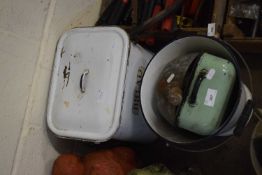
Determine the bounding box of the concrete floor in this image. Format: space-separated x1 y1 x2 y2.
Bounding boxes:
0 0 102 174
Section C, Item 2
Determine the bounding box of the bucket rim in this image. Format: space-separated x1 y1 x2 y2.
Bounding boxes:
140 35 243 148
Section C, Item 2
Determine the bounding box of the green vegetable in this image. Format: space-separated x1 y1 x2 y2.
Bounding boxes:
128 164 173 175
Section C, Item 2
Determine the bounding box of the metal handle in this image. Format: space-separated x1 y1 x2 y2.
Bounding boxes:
80 70 89 93
234 100 253 136
189 69 208 105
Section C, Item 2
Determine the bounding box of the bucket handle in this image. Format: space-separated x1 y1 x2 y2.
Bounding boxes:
234 100 253 136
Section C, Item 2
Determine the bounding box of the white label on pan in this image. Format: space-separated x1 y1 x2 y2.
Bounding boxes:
206 69 216 80
204 88 217 107
166 73 175 83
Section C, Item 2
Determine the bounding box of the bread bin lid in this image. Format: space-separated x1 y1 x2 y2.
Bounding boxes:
47 27 129 142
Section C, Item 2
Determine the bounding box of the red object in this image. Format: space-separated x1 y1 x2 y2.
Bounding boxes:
188 0 202 16
164 0 176 7
161 0 176 31
145 37 156 46
84 150 125 175
183 0 202 17
52 154 85 175
161 16 174 31
111 147 137 174
122 0 129 4
152 4 162 17
83 147 136 175
145 1 163 45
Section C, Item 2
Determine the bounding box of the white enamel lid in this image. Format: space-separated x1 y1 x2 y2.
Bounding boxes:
47 27 129 142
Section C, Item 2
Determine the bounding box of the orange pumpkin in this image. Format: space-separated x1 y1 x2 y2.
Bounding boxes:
111 147 136 174
52 154 84 175
52 147 136 175
83 150 125 175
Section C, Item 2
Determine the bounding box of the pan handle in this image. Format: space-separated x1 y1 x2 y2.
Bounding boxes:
234 100 253 136
189 69 208 105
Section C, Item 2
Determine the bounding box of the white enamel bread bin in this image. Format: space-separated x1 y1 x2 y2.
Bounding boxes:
47 27 156 143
